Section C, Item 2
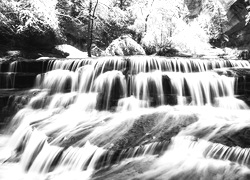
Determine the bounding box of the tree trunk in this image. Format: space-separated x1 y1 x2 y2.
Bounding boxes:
144 0 155 33
145 14 149 32
87 1 92 57
87 0 99 57
120 0 123 10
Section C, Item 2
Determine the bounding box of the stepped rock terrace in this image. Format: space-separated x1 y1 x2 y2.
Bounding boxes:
1 56 250 179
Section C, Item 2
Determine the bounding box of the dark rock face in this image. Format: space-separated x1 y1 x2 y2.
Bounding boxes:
0 29 70 59
213 67 250 106
184 0 250 48
0 30 55 49
184 0 203 17
109 111 198 150
211 127 250 148
225 0 250 47
0 73 37 89
0 58 53 129
0 90 40 130
0 48 68 60
23 30 57 50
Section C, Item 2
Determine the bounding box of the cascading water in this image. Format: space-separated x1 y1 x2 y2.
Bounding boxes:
165 71 235 106
1 56 250 180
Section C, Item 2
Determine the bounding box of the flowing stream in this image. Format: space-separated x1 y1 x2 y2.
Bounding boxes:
1 56 250 179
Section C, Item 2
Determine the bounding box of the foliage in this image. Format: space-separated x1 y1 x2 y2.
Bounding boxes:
169 0 229 54
245 2 250 31
95 5 136 47
247 8 250 25
56 0 90 48
0 0 59 35
112 0 134 10
55 0 137 52
0 0 235 56
171 19 211 55
199 0 228 40
135 0 189 55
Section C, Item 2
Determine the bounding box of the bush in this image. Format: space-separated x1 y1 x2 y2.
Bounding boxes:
171 19 211 55
156 46 178 56
142 44 157 55
141 31 179 56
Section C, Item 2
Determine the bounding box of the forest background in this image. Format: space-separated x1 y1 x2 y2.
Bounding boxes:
1 0 250 58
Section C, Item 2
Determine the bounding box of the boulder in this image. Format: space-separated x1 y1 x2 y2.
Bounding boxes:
184 0 203 17
184 0 237 19
224 0 250 47
184 0 250 49
105 35 146 56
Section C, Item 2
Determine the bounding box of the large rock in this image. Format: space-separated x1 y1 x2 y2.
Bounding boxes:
184 0 237 19
218 0 250 47
184 0 203 17
105 35 146 56
184 0 250 48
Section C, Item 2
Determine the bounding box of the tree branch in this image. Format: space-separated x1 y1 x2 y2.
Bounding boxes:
56 13 83 25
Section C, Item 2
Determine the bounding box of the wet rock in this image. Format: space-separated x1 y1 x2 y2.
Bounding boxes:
0 59 51 73
213 67 250 98
111 110 198 150
211 127 250 148
183 121 250 149
0 73 37 89
0 90 40 130
225 0 250 47
95 141 170 169
93 156 156 180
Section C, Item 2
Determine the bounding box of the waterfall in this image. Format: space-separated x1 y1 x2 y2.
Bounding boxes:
165 71 235 106
131 71 164 107
1 56 250 180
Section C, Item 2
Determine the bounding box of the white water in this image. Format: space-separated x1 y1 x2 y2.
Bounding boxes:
1 56 250 179
165 71 235 106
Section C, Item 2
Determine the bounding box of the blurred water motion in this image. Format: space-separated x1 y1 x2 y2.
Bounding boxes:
1 56 250 179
